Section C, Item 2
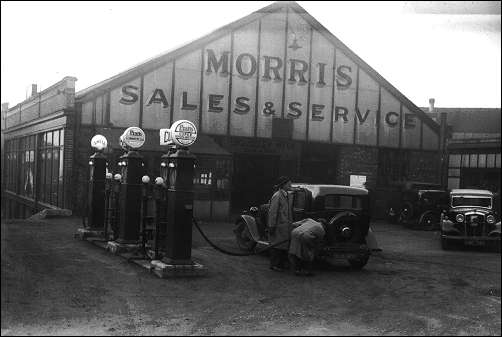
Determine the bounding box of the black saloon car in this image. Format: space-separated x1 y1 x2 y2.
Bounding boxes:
440 189 501 251
234 184 379 269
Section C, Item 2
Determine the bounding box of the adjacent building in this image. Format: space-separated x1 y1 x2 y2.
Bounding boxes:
1 1 445 220
424 101 501 193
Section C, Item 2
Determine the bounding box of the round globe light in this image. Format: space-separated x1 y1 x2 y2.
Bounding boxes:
90 135 108 151
155 177 164 185
142 175 151 184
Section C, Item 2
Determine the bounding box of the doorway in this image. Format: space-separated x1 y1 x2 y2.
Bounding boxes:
232 154 280 212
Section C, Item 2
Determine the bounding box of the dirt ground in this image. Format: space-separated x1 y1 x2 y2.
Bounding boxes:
1 217 500 336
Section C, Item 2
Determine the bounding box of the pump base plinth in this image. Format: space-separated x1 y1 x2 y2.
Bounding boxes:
150 260 207 278
106 241 141 255
74 228 106 240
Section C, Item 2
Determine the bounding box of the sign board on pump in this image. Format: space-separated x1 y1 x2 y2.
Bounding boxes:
160 120 197 147
120 127 145 149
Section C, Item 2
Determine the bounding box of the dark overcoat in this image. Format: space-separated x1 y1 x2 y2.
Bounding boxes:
267 189 293 250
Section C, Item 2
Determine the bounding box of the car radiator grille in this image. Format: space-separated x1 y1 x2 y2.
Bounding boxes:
465 214 485 237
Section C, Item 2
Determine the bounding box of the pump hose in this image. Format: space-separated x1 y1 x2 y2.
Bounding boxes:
192 218 289 256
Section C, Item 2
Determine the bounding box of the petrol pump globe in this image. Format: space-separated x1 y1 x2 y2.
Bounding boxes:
155 177 164 185
142 175 151 184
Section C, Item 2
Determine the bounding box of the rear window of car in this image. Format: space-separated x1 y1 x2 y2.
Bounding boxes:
325 195 363 210
451 196 492 208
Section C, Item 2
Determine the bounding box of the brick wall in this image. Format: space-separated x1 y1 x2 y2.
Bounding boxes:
406 150 441 183
335 145 379 186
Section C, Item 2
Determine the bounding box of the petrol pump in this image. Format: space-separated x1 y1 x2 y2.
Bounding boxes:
108 127 146 253
151 120 206 276
87 135 108 231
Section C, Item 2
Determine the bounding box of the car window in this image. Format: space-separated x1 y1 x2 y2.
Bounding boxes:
451 196 492 208
293 190 307 210
325 195 363 210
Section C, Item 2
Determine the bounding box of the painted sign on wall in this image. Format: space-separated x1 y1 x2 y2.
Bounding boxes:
82 7 438 150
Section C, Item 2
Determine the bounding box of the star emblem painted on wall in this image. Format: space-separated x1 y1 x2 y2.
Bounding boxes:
288 33 302 51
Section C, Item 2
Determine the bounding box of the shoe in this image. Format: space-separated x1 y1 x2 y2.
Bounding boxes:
270 266 286 272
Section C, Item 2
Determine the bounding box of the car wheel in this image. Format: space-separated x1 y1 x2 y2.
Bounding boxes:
419 211 439 231
234 221 256 252
398 202 414 225
348 256 369 270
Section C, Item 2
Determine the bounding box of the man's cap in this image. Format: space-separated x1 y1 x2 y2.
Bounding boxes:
275 176 292 188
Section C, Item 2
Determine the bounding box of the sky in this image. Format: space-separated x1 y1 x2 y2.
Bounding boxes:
1 1 501 109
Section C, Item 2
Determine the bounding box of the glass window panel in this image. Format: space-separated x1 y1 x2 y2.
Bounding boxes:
59 129 64 146
469 154 478 168
43 133 47 147
46 149 52 203
496 153 501 168
52 149 59 205
53 130 60 147
47 131 53 147
448 177 460 190
462 154 470 168
478 154 486 168
448 169 460 177
449 154 461 167
487 154 495 168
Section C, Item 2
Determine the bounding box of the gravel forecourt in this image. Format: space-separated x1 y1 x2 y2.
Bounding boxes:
1 217 500 335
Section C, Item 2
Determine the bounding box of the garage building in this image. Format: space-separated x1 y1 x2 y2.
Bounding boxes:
1 1 444 220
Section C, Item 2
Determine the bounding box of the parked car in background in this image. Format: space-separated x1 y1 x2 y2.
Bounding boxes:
440 189 501 251
387 181 449 230
234 184 379 270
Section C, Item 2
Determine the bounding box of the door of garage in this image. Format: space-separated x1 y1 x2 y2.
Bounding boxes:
232 154 279 212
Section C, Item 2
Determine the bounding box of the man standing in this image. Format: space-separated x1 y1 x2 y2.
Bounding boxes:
267 176 293 272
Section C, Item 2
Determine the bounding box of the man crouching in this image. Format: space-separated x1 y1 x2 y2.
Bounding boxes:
288 218 327 276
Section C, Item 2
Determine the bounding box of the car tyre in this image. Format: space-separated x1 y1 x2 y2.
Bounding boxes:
348 255 369 270
235 221 256 252
398 202 414 226
419 211 439 231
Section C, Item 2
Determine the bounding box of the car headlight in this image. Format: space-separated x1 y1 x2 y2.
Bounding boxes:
487 215 495 224
456 214 465 223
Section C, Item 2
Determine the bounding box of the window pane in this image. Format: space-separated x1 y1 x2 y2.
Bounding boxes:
53 130 60 147
462 154 470 168
46 131 53 147
52 149 59 205
487 154 495 168
448 154 461 167
59 129 64 146
448 169 460 177
496 153 501 168
478 154 486 168
469 154 478 168
448 177 460 189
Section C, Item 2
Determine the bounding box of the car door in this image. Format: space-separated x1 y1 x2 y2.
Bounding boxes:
291 189 307 221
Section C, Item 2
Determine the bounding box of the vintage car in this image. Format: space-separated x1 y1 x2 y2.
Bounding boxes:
234 184 378 269
440 189 501 251
387 181 449 230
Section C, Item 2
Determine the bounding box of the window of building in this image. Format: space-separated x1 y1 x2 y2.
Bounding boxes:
19 135 36 199
38 129 65 207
